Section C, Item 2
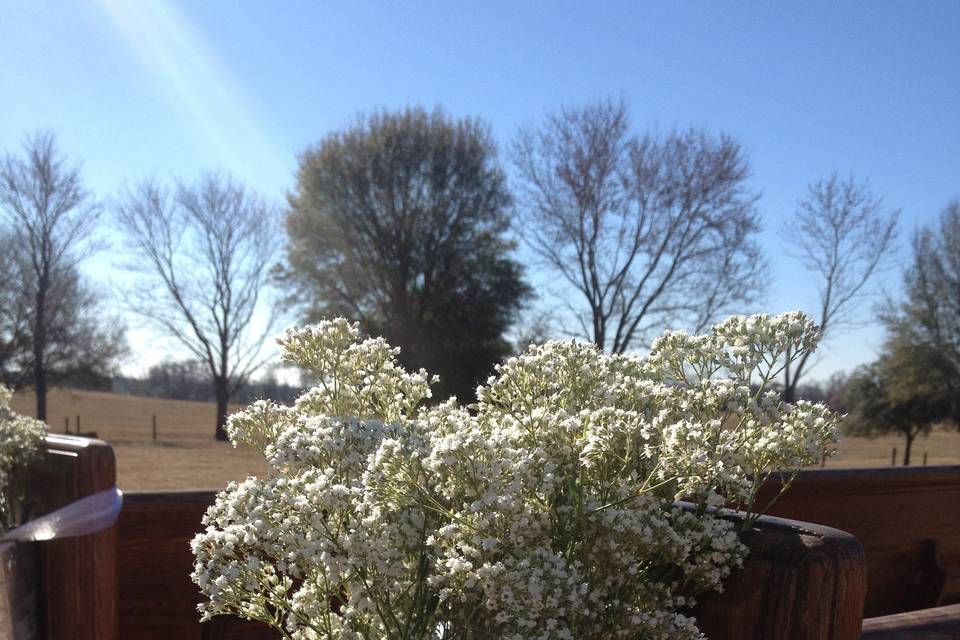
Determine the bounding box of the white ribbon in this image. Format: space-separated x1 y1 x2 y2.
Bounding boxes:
0 487 123 542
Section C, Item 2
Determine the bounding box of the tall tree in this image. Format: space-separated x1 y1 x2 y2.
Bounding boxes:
843 335 956 465
512 99 765 353
885 201 960 389
782 174 898 401
115 173 278 440
0 132 124 420
0 234 30 387
281 106 531 402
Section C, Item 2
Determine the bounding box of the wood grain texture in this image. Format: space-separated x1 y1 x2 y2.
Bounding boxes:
27 435 118 640
0 542 39 640
860 603 960 638
694 513 866 640
756 466 960 617
116 491 275 640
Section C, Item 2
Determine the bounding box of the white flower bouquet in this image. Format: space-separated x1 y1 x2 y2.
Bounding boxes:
192 312 838 640
0 385 47 532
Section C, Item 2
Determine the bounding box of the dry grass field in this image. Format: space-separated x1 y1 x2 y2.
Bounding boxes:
12 388 266 491
12 388 960 490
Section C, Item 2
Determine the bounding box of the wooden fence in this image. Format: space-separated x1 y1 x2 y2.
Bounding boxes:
19 436 960 639
755 466 960 617
115 491 867 640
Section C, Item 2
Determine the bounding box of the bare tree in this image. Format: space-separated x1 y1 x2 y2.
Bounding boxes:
0 132 123 420
782 174 898 401
115 173 279 440
512 99 766 353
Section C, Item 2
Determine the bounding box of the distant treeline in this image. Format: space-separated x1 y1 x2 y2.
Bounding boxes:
61 359 301 405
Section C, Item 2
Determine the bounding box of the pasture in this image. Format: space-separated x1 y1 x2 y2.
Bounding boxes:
12 387 960 490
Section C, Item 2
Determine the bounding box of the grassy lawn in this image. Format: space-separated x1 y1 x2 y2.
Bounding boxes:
13 388 960 490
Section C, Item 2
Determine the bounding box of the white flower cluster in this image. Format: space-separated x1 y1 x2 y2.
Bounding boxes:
192 314 837 640
0 384 47 531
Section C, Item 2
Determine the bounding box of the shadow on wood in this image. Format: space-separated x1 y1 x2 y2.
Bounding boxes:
0 541 40 640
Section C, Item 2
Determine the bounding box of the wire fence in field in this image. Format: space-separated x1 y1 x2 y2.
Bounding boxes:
14 388 245 445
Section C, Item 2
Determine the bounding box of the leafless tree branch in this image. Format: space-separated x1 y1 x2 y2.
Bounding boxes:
115 172 280 440
512 99 766 354
781 173 899 401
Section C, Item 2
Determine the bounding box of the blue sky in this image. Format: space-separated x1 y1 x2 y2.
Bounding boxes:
2 0 959 382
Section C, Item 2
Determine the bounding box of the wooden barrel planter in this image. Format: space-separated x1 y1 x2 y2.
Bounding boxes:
0 542 39 640
695 513 866 640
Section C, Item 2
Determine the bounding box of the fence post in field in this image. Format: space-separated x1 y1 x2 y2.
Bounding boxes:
892 448 896 466
76 415 80 433
64 416 69 433
923 452 928 466
152 414 157 443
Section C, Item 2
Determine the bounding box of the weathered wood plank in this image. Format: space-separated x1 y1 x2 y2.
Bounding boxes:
117 491 275 640
860 603 960 638
0 542 39 640
26 435 118 640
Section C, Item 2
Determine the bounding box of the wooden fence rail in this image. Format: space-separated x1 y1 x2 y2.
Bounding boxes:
860 603 960 638
117 492 868 640
18 435 960 639
756 465 960 617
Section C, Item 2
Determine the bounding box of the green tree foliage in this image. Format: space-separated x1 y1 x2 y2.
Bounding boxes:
885 201 960 390
280 106 531 403
843 335 956 465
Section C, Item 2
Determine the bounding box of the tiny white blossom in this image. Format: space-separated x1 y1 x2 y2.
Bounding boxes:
0 385 47 531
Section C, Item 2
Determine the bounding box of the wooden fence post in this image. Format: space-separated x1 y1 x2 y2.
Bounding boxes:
28 435 118 640
152 414 157 443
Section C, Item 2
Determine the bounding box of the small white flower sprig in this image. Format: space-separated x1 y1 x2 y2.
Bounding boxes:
191 312 837 640
0 384 48 532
